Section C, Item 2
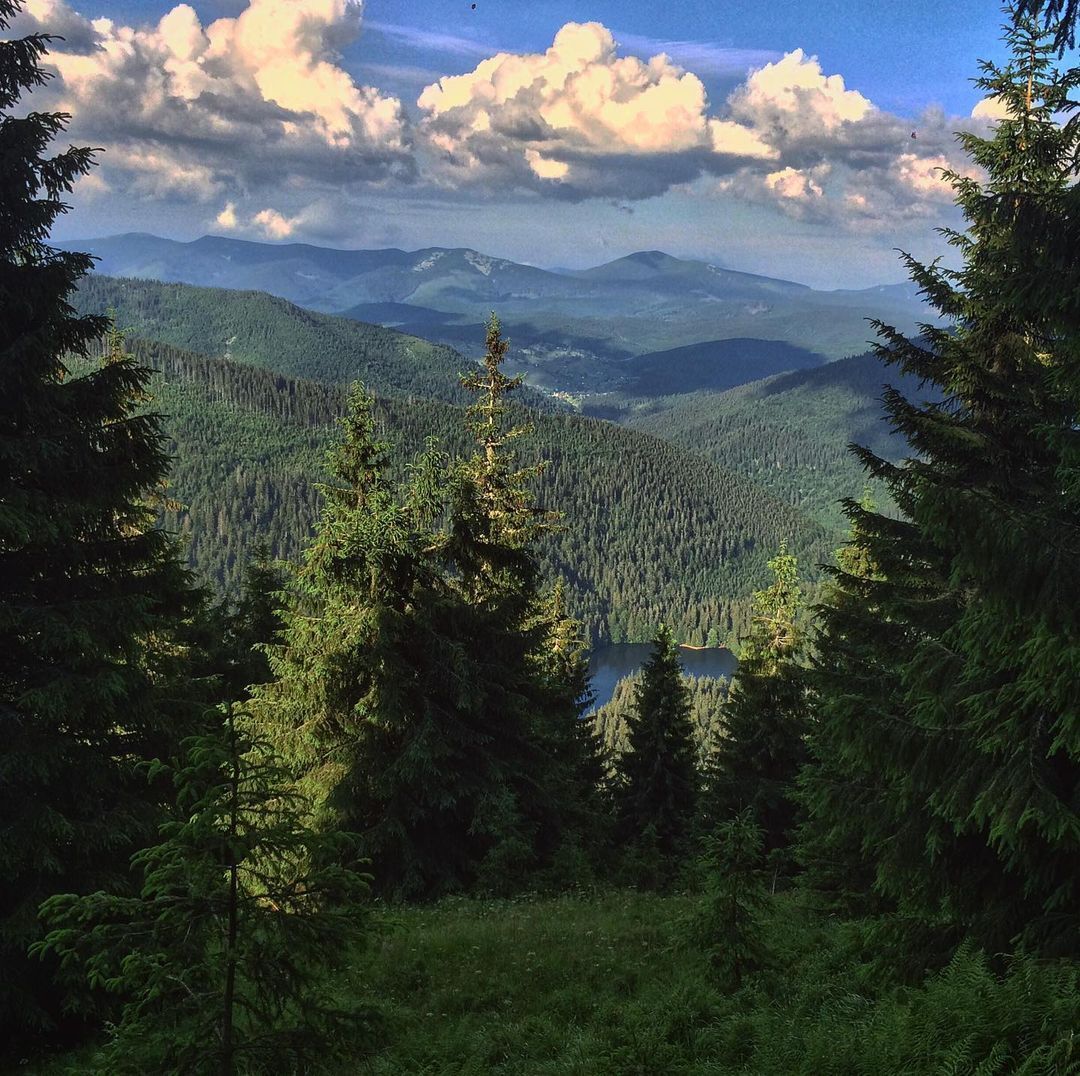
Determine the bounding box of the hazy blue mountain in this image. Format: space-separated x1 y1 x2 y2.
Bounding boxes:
619 338 828 398
61 234 931 391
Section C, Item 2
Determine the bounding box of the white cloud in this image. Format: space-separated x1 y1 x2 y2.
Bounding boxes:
25 0 413 201
22 2 985 235
728 49 873 137
216 201 239 229
894 153 955 198
972 95 1011 121
765 165 826 201
414 24 979 225
417 21 774 199
252 207 299 238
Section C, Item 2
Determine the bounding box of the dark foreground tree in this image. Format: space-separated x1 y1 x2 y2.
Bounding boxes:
532 580 609 881
691 809 771 990
36 708 376 1075
614 625 698 886
802 10 1080 958
249 386 481 900
0 3 193 1048
702 546 807 867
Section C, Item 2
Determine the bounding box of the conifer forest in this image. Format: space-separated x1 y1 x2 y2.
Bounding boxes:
3 0 1080 1072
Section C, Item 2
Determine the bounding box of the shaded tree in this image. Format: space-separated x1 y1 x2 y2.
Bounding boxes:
0 4 193 1049
614 625 698 886
36 708 376 1075
802 10 1080 958
701 546 807 867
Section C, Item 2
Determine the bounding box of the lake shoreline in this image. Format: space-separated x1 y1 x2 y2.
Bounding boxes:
588 642 738 710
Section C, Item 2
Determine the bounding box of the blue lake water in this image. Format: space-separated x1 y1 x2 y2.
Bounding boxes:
587 643 738 710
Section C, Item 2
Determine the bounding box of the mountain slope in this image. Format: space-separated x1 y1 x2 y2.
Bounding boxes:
623 351 932 531
64 234 932 384
131 339 830 645
74 275 475 404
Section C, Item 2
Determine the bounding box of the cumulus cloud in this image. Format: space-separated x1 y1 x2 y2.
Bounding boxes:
971 95 1011 121
416 21 776 199
18 2 983 234
728 49 872 138
23 0 413 201
414 22 978 226
252 207 300 238
216 202 239 229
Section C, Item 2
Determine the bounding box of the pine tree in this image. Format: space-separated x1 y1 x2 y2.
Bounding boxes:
795 495 896 917
0 5 193 1048
691 809 771 989
614 625 698 886
702 546 807 868
803 10 1080 956
226 543 286 696
36 708 375 1074
443 313 563 890
533 579 609 882
249 386 490 900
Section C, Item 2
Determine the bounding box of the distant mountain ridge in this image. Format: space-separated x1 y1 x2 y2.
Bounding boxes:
62 233 819 308
59 233 931 393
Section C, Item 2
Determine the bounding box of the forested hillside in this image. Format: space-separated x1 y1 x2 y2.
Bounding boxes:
134 338 829 644
624 351 931 530
74 275 476 404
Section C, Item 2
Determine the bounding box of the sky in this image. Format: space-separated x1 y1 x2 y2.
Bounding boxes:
10 0 1034 286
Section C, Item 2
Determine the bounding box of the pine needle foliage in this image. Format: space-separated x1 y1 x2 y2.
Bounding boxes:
248 385 484 900
802 9 1080 958
35 708 375 1075
614 625 699 886
691 809 771 989
702 546 807 863
0 1 194 1048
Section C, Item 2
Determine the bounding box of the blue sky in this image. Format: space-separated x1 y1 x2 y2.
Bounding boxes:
25 0 1029 285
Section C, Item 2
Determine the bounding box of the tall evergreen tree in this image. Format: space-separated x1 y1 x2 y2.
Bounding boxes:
442 313 565 890
533 579 609 879
36 708 375 1074
803 9 1080 956
614 625 698 886
226 543 286 696
795 495 896 917
0 4 193 1049
248 386 491 900
702 546 807 866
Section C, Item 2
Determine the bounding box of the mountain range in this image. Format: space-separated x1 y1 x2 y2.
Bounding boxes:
61 233 931 400
63 270 924 644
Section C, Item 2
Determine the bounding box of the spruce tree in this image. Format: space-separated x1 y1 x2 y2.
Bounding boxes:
691 809 771 989
534 580 609 881
443 313 563 890
0 4 192 1048
226 543 285 696
803 10 1080 956
248 386 489 900
795 496 896 917
614 625 698 886
702 546 807 868
36 708 375 1074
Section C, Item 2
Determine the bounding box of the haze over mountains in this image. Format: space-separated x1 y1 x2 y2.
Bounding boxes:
64 233 930 402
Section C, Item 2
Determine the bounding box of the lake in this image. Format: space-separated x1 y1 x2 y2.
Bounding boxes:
587 642 738 710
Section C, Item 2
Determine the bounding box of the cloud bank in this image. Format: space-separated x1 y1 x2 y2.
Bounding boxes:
16 0 412 202
416 26 980 223
14 1 984 234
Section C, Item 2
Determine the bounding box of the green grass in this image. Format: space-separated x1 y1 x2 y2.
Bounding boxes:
358 890 721 1075
349 891 1080 1076
29 888 1080 1074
